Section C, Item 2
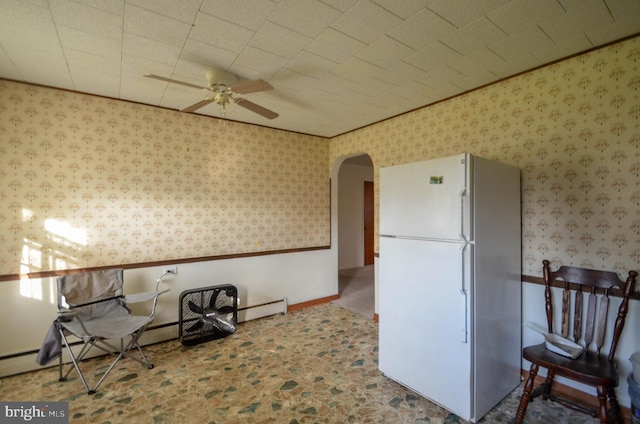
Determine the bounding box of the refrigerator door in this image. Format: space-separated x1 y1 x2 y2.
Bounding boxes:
379 236 473 420
380 154 470 241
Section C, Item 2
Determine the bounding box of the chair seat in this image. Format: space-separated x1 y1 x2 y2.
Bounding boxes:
523 343 618 387
61 315 151 340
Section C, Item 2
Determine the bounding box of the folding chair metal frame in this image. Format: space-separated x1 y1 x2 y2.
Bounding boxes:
55 269 168 394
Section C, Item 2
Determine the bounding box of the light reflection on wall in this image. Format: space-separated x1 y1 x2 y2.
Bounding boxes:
19 211 88 303
20 238 43 300
44 219 88 246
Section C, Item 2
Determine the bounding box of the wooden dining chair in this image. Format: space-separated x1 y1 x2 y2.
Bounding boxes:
516 260 637 424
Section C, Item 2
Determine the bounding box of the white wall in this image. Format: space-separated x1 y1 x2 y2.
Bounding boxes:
337 160 373 270
0 249 337 377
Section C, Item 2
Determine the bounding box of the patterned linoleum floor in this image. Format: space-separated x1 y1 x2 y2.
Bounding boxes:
1 303 603 423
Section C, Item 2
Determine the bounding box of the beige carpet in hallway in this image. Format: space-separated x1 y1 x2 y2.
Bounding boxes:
332 265 375 319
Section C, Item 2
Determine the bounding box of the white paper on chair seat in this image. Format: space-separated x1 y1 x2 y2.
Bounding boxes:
524 322 584 359
543 334 584 359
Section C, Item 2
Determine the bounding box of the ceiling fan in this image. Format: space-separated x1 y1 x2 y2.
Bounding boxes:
144 69 279 120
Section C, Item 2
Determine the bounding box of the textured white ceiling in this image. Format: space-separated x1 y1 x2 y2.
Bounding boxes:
1 0 639 138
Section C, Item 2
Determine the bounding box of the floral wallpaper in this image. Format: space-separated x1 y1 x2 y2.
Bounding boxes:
1 36 638 279
0 83 329 277
331 36 640 277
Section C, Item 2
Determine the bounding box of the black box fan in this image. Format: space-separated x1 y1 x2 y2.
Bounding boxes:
179 284 238 346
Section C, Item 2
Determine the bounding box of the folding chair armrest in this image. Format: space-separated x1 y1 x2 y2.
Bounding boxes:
125 288 169 321
124 288 170 303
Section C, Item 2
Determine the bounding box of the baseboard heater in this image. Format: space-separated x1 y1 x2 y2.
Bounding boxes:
146 297 288 345
238 298 288 322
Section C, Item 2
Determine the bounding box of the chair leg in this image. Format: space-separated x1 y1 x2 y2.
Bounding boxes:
531 370 554 400
112 330 153 368
91 351 126 393
516 363 539 424
598 387 624 424
58 347 64 382
58 329 93 394
596 386 609 423
606 387 622 424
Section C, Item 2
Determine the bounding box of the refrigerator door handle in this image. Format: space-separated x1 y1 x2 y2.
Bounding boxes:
458 188 468 242
459 243 469 343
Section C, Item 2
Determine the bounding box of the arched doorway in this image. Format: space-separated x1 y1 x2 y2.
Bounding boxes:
332 153 375 319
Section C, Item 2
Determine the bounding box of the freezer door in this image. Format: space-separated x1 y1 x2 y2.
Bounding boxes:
379 237 472 420
380 154 470 241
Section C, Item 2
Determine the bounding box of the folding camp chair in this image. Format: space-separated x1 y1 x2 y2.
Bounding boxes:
55 268 168 394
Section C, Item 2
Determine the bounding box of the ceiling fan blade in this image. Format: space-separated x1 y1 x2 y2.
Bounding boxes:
144 74 206 90
234 98 279 120
181 98 215 113
231 79 273 95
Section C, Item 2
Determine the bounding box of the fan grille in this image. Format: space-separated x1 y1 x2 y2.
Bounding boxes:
179 284 238 346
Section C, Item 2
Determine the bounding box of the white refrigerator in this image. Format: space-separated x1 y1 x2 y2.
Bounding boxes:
378 153 522 423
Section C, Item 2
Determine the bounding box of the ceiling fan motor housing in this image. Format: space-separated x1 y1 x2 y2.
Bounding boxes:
205 69 239 88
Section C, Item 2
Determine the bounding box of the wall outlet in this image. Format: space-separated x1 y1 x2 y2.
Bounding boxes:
163 266 177 274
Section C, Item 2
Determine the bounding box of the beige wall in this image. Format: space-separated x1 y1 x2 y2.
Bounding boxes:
331 36 640 278
1 36 638 280
0 84 330 277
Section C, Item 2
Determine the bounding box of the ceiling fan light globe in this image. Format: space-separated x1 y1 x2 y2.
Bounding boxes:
214 92 229 105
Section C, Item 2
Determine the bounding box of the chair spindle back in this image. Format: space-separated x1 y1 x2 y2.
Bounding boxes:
542 260 637 360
